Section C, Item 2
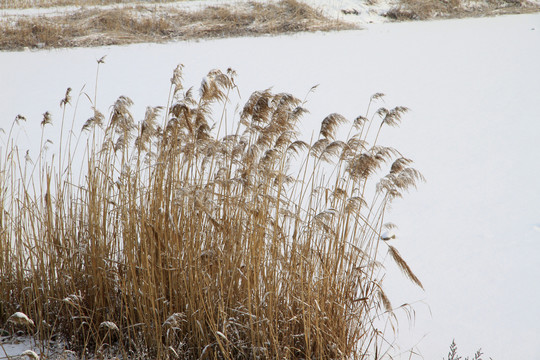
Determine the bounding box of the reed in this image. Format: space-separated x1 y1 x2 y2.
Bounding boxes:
0 64 423 359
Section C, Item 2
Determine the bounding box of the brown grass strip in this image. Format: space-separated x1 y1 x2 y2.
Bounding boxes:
0 0 182 9
0 0 356 51
384 0 540 21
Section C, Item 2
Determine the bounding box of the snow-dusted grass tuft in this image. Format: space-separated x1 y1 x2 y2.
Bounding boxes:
7 312 35 328
0 62 423 359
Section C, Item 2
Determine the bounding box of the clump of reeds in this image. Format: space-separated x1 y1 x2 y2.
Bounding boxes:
0 64 423 359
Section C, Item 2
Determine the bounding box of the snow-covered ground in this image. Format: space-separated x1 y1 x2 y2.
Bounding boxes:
0 0 396 25
1 11 540 360
1 0 539 26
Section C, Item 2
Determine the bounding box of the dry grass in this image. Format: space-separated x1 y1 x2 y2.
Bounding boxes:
0 63 423 359
0 0 355 51
385 0 540 21
3 0 537 51
0 0 182 9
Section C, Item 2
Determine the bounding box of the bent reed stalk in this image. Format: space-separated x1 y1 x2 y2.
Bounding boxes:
0 64 423 359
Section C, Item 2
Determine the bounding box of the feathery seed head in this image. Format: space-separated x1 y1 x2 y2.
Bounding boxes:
382 106 409 127
82 108 104 132
163 313 187 328
99 321 119 332
320 113 347 140
41 111 52 127
60 87 72 107
390 157 413 174
15 114 27 125
63 294 83 307
353 115 369 130
200 69 232 103
171 64 184 97
388 245 424 289
371 92 385 101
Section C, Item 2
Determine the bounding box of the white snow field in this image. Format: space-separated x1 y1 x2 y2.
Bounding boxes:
1 12 540 360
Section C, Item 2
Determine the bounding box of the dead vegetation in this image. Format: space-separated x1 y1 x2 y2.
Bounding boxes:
385 0 540 21
2 0 538 51
0 63 423 358
0 0 181 9
0 0 356 51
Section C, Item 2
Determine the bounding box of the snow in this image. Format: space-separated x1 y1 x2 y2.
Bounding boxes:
1 0 539 26
7 313 35 328
1 11 540 360
0 336 78 359
0 336 39 360
381 230 396 241
302 0 398 24
0 0 395 25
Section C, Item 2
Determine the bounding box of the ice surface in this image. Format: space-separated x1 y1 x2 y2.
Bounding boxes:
1 12 540 360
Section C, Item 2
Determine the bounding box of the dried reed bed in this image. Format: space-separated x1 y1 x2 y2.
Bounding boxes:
0 64 423 359
0 0 355 51
385 0 540 20
0 0 180 9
